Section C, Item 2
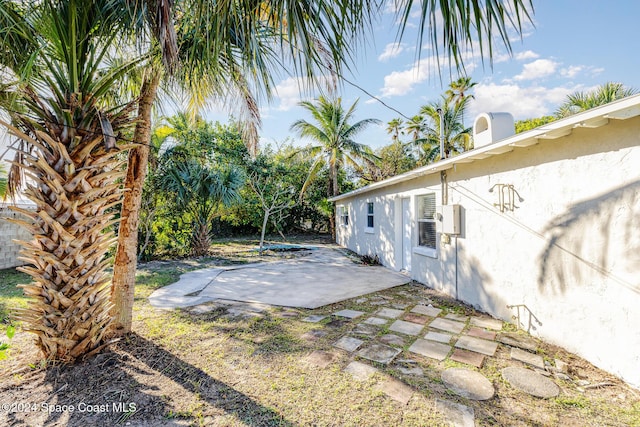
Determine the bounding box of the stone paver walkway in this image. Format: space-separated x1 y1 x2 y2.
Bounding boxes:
297 286 569 425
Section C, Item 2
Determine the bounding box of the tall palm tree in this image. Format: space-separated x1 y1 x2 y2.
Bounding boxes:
386 118 404 143
290 96 379 236
555 82 638 118
419 96 472 162
0 0 141 361
446 76 477 107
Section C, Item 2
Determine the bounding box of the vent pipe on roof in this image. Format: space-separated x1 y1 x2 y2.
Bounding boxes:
472 112 515 149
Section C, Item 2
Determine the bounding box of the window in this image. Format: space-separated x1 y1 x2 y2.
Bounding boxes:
417 194 436 249
338 205 349 226
366 202 374 229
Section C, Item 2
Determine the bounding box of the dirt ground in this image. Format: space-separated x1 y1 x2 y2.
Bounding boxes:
0 238 639 426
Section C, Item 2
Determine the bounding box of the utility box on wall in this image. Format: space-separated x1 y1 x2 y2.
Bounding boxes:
436 204 461 235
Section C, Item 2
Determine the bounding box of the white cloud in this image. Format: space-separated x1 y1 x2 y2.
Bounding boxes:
469 82 580 119
515 50 539 61
514 59 558 81
272 76 335 111
380 58 433 97
560 65 583 78
378 43 406 62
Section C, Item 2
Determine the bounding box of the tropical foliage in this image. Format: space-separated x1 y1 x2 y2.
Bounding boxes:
555 82 638 118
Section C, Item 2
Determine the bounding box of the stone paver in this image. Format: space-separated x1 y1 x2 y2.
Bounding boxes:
396 365 424 376
411 304 442 317
511 347 545 369
358 344 402 364
430 318 466 334
435 399 475 427
497 332 537 352
455 335 499 356
351 323 380 337
376 377 414 405
379 334 405 346
377 308 404 319
424 331 453 344
502 367 560 398
370 300 388 306
334 336 364 352
444 313 469 322
305 350 336 368
355 297 368 304
408 339 451 361
442 368 495 400
389 320 424 336
392 303 410 310
344 361 378 381
403 313 430 325
450 348 485 368
363 316 388 325
466 327 496 341
302 314 327 323
470 316 503 331
333 309 366 319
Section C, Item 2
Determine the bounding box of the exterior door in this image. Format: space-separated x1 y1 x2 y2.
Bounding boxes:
402 198 411 271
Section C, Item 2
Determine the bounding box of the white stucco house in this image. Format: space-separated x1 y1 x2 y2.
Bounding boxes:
329 95 640 389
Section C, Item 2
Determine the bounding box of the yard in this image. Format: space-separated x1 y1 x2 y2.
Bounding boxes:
0 238 639 426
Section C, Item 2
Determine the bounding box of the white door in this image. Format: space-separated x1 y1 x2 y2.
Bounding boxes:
402 198 411 271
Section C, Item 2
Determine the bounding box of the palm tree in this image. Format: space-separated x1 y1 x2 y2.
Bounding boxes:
446 77 477 107
386 118 404 143
159 160 243 256
290 96 379 236
419 96 472 162
0 0 141 361
555 82 638 118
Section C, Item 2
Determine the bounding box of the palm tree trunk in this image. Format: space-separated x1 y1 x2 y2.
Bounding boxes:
110 71 160 336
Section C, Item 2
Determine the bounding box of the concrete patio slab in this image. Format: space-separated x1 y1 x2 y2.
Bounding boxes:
435 399 475 427
511 347 545 369
410 304 442 317
470 316 503 331
424 331 453 344
149 247 409 309
363 317 388 325
375 377 414 405
450 349 485 368
376 308 404 319
379 334 405 346
333 309 366 319
334 336 364 352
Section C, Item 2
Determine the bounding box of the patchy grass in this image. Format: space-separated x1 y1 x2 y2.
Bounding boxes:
0 239 639 426
0 268 29 334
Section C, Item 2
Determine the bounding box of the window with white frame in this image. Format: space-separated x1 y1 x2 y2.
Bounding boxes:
338 205 349 226
366 202 374 229
417 194 436 249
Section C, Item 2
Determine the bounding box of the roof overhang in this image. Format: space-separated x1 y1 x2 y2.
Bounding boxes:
329 94 640 202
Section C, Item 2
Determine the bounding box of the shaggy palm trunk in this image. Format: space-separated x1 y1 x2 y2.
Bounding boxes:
8 131 125 362
111 72 160 336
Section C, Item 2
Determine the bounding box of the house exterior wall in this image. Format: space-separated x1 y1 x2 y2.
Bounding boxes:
0 206 33 270
335 116 640 389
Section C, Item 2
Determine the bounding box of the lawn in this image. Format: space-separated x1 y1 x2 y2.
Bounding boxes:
0 239 639 426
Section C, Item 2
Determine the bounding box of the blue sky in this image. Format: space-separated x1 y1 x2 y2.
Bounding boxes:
225 1 640 151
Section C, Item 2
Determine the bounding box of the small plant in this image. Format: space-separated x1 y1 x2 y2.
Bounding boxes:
0 325 15 360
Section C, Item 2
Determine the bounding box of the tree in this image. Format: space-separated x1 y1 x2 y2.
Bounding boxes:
386 118 404 143
446 76 477 107
555 82 638 118
290 96 379 236
246 155 298 253
357 140 417 183
515 116 555 133
159 160 244 256
0 0 141 361
419 95 472 162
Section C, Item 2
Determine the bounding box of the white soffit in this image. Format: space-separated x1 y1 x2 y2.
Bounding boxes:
329 94 640 202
